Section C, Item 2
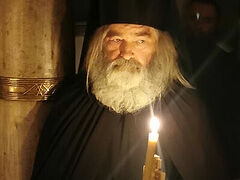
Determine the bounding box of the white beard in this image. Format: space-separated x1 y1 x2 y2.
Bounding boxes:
89 57 164 113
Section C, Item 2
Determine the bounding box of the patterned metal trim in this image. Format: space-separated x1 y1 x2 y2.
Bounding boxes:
0 76 62 101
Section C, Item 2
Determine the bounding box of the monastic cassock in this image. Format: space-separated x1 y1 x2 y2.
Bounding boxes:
31 71 227 180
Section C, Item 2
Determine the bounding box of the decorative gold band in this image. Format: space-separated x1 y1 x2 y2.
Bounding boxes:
0 76 62 101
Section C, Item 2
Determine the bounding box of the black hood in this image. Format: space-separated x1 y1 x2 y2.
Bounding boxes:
90 0 172 30
78 0 185 72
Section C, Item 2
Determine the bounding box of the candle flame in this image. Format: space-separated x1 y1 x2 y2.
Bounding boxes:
149 132 159 142
149 116 160 142
150 116 160 133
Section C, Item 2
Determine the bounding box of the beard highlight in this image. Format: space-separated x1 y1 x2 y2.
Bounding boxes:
106 58 145 90
89 55 164 114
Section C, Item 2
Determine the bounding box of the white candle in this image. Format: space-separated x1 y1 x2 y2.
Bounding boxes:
149 116 160 141
143 116 160 180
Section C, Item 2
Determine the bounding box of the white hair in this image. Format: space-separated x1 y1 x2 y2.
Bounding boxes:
85 25 191 113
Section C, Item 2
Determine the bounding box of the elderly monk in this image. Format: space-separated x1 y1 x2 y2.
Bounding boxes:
87 24 190 114
31 0 229 180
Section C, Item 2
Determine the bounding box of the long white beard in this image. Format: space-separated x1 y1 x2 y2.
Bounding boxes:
90 57 164 113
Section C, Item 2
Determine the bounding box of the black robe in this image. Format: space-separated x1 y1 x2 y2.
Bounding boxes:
31 72 229 180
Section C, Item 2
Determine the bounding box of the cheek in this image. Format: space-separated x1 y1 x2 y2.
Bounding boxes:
105 41 120 51
134 45 155 66
104 43 120 61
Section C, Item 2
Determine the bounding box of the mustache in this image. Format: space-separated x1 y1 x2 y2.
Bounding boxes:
107 58 143 73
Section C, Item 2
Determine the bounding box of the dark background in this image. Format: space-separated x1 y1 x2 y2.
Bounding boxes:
72 0 239 24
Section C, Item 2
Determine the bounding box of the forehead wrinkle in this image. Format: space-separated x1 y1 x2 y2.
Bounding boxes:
135 30 151 37
106 29 152 39
104 25 159 45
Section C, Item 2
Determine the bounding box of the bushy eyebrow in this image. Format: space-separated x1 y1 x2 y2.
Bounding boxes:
106 29 152 38
135 31 151 37
106 30 120 37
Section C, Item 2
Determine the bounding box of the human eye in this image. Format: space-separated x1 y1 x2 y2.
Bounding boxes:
137 40 145 44
114 39 121 42
110 37 121 43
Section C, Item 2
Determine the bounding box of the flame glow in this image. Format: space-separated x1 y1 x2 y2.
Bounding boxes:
150 116 160 133
149 116 160 142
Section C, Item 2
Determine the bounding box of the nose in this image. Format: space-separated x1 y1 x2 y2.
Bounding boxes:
119 41 134 60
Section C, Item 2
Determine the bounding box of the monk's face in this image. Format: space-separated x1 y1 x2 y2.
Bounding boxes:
88 24 185 113
103 24 158 67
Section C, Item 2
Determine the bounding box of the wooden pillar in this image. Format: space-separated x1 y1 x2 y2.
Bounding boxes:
0 0 75 180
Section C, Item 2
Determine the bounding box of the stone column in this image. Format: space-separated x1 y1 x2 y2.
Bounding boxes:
0 0 75 180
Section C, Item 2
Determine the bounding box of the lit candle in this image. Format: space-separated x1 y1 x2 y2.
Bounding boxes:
143 116 160 180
